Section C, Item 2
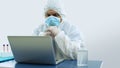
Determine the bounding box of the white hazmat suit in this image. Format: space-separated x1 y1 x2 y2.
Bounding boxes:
33 0 83 60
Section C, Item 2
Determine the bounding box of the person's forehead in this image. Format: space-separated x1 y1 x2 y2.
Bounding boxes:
46 9 58 14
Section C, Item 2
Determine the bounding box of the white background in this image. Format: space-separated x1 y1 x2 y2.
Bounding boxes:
0 0 120 68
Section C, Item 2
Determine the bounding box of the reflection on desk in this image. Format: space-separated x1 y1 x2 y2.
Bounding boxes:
15 60 102 68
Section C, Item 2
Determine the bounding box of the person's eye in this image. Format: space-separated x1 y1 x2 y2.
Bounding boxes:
53 14 57 17
47 14 50 17
53 13 60 17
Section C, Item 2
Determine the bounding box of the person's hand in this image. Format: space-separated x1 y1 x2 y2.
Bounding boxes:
44 31 54 37
45 26 60 38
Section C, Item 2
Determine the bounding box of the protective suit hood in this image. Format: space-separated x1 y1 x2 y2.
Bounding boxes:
44 0 66 18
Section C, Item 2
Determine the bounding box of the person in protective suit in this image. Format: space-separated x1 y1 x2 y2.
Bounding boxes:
33 0 83 60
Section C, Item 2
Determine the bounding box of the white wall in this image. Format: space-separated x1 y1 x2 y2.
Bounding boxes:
0 0 120 68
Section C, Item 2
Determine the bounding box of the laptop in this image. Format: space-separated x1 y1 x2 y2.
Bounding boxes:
7 36 64 65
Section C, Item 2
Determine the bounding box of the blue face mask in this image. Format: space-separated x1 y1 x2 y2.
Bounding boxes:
45 16 60 26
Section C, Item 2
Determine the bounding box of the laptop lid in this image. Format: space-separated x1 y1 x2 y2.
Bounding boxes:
8 36 57 64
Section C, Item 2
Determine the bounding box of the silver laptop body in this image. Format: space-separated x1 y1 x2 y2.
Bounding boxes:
8 36 64 65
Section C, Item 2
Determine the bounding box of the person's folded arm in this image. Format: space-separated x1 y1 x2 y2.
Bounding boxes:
55 30 82 60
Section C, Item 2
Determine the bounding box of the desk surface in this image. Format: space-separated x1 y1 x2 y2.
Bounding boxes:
0 60 102 68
